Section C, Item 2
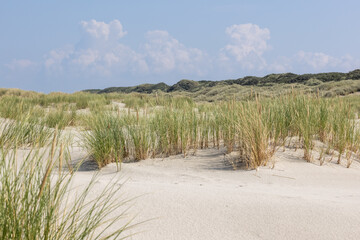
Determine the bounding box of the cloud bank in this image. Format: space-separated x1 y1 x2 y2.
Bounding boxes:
43 20 207 80
2 19 359 92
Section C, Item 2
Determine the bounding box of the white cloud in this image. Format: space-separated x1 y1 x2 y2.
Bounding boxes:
265 51 360 73
44 23 207 77
44 46 73 72
80 19 127 41
220 23 271 70
71 49 99 67
296 51 338 70
45 44 147 77
144 30 207 75
5 59 37 71
44 20 147 76
295 51 360 71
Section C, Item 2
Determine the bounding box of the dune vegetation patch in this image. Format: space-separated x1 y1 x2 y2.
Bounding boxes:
80 93 360 170
0 95 137 239
1 80 360 239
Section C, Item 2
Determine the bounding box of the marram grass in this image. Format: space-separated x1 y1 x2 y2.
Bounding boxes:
1 90 359 169
83 93 360 169
0 128 135 239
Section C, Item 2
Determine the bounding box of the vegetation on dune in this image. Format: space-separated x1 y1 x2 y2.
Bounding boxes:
0 117 53 148
82 112 128 169
83 69 360 101
1 70 360 240
0 91 115 130
1 71 360 239
0 116 134 240
81 92 360 169
1 70 360 170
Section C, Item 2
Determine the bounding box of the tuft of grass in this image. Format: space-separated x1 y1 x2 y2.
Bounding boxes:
233 99 274 168
0 116 53 148
44 106 77 129
0 130 134 239
82 112 127 170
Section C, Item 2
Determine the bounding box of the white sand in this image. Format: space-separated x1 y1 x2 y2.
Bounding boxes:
70 147 360 240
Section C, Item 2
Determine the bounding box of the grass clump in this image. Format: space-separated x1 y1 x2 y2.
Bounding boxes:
0 96 35 120
235 100 274 168
0 116 53 148
0 129 134 239
44 106 77 129
82 112 128 169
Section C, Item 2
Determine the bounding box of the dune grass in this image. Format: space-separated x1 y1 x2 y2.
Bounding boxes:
1 88 359 238
0 116 53 148
1 88 359 169
44 106 77 130
0 91 140 239
82 112 128 170
0 124 134 239
82 92 360 169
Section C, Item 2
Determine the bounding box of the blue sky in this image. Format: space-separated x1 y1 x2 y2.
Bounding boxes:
1 0 359 93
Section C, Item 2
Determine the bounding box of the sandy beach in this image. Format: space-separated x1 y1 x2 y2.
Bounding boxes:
69 145 360 240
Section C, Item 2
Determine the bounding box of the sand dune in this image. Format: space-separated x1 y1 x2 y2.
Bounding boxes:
70 146 360 240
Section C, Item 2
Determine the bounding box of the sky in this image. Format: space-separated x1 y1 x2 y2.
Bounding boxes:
1 0 360 93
